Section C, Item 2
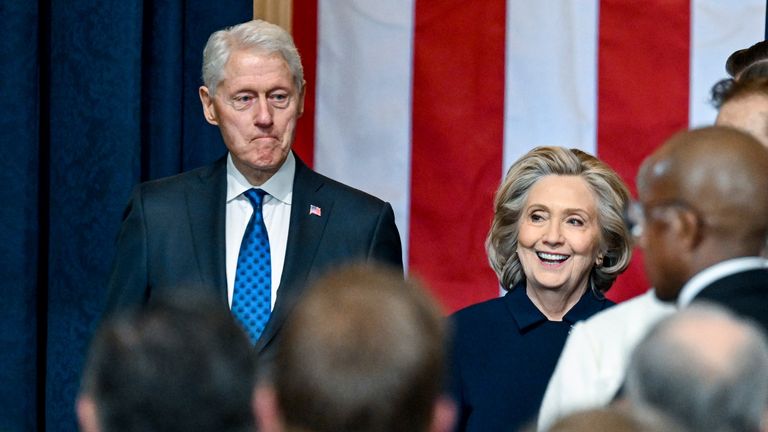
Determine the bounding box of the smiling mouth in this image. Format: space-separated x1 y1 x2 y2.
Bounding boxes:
537 252 569 264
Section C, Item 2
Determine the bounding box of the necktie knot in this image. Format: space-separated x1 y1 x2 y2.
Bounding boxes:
244 188 267 208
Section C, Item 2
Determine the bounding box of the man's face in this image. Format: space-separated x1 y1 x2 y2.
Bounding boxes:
636 169 688 302
199 49 305 184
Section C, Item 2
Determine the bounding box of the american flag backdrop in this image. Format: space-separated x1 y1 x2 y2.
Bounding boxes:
284 1 765 312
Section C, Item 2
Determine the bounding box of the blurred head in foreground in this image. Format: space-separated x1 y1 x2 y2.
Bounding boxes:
254 263 454 432
626 304 768 432
545 406 687 432
77 293 256 432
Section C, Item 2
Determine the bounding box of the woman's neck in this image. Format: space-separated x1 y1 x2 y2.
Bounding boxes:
525 281 589 321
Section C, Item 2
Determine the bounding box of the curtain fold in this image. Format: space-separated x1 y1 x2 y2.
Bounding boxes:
0 0 251 429
0 1 41 430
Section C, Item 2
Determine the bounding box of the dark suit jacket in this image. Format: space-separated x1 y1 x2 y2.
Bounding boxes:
105 153 403 360
692 268 768 336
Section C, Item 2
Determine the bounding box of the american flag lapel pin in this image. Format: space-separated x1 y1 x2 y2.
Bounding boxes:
309 204 322 217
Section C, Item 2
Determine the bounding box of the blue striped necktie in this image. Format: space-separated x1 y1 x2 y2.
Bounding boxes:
232 188 271 343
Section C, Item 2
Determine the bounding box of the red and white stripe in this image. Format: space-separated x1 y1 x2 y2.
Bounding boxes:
292 0 765 312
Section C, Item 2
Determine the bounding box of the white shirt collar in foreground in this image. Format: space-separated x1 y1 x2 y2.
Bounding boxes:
677 256 768 307
226 152 295 205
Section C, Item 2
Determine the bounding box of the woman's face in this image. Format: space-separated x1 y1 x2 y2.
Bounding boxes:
517 175 601 295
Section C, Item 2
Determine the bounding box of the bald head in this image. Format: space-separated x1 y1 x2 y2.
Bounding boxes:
626 305 768 432
641 125 768 194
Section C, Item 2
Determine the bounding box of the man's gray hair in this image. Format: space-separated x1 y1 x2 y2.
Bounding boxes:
201 19 304 95
626 304 768 432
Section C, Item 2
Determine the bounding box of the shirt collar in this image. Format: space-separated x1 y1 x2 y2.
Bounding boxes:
504 284 547 331
504 282 606 331
677 256 768 307
226 152 295 204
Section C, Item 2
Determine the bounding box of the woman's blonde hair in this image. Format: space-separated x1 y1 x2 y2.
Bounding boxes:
486 146 632 293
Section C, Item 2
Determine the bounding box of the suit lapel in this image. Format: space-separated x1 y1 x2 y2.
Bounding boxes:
186 158 228 305
256 154 334 354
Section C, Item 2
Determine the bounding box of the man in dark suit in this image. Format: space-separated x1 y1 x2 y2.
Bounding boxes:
633 126 768 334
105 20 402 362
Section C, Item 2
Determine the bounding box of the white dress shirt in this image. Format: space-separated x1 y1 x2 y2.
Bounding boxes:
225 152 294 309
536 289 675 431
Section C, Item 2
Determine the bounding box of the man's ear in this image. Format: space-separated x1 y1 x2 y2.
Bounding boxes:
297 80 307 117
429 396 457 432
253 385 283 432
199 86 219 125
76 395 101 432
675 208 704 250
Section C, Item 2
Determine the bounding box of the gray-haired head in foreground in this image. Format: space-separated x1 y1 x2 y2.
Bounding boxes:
544 406 688 432
626 303 768 432
202 19 304 95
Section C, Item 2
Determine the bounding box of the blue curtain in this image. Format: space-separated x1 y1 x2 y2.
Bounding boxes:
0 1 251 430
